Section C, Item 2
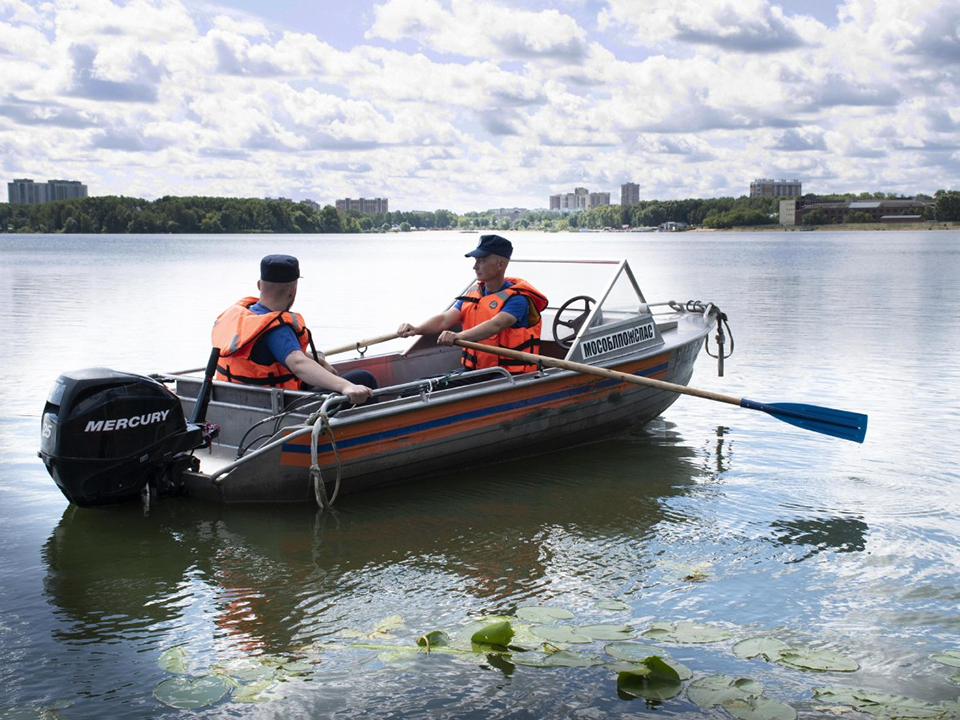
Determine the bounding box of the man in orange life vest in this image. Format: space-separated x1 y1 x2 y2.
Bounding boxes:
212 255 374 405
397 235 548 374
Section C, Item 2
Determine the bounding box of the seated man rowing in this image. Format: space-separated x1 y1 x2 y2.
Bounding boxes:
211 254 374 405
397 234 548 375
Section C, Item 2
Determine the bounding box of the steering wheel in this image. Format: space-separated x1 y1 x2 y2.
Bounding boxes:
552 295 597 348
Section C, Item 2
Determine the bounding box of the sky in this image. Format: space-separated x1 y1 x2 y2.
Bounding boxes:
1 0 958 213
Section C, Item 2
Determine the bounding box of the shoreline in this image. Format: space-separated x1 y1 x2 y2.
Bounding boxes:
688 221 960 233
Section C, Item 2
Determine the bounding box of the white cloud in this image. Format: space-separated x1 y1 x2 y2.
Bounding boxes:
600 0 811 52
0 0 958 210
367 0 589 61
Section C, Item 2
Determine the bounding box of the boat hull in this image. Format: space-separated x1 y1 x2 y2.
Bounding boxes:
182 336 705 504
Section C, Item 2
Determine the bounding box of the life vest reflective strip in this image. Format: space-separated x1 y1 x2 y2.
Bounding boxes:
458 278 548 374
211 297 311 390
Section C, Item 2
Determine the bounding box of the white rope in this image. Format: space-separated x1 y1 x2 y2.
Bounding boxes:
308 410 343 510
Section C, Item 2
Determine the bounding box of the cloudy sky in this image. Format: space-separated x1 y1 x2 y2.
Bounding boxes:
1 0 958 212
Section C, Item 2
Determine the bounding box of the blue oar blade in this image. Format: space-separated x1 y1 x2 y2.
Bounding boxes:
740 399 868 443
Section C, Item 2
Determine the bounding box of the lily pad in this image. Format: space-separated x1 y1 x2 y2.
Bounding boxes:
777 648 858 673
369 614 404 638
158 646 189 674
596 600 630 611
813 686 945 718
510 649 601 668
733 637 790 662
687 675 796 720
641 620 732 644
616 656 683 701
578 624 635 641
516 606 575 623
608 656 693 681
688 675 763 707
471 621 514 648
604 643 669 662
931 649 960 668
153 675 233 710
416 630 450 649
214 655 310 683
530 625 592 644
231 679 276 703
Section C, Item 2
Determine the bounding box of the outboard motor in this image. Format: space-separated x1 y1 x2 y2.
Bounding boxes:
40 368 204 507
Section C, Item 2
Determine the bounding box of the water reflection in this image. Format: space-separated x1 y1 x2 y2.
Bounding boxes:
769 514 869 562
42 433 705 658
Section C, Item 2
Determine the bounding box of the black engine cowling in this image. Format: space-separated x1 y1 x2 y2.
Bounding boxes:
40 368 203 507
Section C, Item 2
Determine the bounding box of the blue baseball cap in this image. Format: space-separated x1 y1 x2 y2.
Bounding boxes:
465 234 513 259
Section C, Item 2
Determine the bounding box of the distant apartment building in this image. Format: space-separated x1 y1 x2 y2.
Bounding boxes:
549 187 610 211
621 182 640 206
335 197 388 214
750 178 801 198
8 178 88 204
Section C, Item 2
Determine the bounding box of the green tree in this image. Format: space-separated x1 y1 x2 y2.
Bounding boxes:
934 190 960 221
318 205 342 233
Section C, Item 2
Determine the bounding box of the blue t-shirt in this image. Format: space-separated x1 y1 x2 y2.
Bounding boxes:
249 302 302 369
454 281 530 327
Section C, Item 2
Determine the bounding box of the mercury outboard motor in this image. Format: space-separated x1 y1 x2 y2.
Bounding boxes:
40 368 205 507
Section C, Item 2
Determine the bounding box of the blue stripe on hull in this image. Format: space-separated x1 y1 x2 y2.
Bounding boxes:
282 361 670 456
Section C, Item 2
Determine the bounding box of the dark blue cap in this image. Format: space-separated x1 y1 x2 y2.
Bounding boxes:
260 254 301 283
465 234 513 259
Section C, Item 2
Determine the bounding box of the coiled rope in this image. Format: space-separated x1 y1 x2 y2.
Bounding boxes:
307 410 343 510
669 300 734 376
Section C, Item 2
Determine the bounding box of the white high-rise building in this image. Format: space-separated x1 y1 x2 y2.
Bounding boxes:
8 178 88 204
549 187 610 211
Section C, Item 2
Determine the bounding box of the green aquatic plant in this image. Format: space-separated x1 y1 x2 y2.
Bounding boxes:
578 624 634 641
604 642 669 661
615 656 683 701
153 675 234 710
416 630 450 649
153 648 313 710
734 637 858 672
470 620 515 649
157 645 189 674
813 686 950 718
686 674 796 719
516 605 576 623
931 649 960 668
596 599 630 611
733 637 789 662
530 624 592 644
777 647 858 673
511 649 601 668
641 620 732 644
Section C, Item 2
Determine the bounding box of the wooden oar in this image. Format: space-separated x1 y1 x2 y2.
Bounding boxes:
321 332 399 358
172 332 400 375
454 339 868 443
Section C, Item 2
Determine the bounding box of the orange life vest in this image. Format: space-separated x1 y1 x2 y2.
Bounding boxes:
458 278 548 374
211 297 313 390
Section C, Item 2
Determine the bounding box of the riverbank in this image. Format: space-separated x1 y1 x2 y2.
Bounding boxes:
687 221 960 233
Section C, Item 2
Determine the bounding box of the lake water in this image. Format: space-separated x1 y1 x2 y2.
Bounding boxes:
2 230 959 718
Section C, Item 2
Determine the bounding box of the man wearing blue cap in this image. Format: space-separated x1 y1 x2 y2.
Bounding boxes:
212 254 374 404
397 235 548 375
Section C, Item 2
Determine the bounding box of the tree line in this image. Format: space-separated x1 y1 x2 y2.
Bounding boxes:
2 190 959 234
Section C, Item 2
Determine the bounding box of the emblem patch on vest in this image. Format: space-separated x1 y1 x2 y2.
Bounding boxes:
489 300 499 309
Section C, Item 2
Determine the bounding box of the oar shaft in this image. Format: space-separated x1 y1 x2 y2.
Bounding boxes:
322 332 399 357
454 339 743 406
454 339 867 442
174 333 401 375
